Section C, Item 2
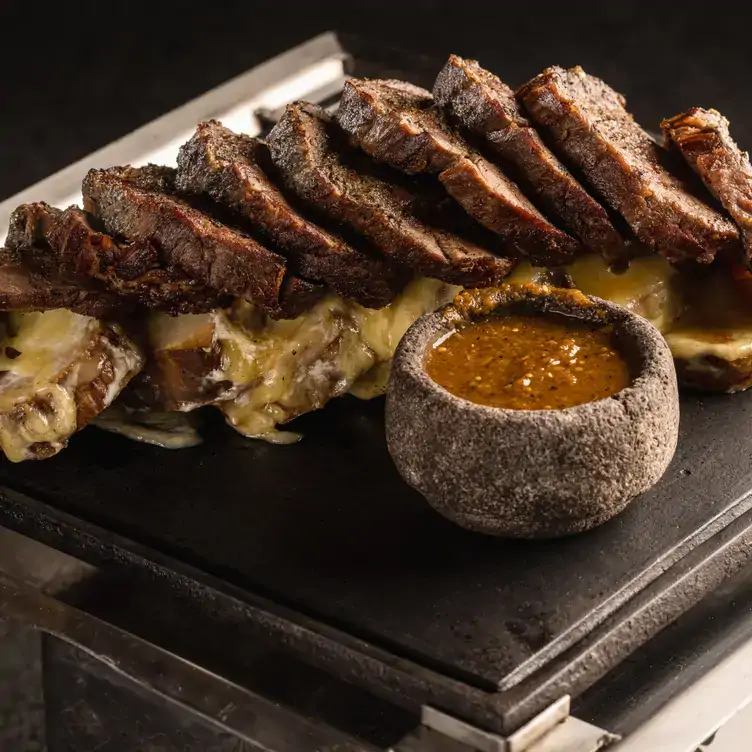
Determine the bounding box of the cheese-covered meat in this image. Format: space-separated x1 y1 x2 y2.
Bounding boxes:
666 268 752 393
0 310 143 461
146 278 459 442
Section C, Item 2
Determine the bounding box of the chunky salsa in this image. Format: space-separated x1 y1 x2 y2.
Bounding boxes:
425 312 630 410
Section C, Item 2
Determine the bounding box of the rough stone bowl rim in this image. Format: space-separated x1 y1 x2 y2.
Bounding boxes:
398 285 671 423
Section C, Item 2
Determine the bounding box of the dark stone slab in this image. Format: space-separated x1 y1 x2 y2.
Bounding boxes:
0 389 751 695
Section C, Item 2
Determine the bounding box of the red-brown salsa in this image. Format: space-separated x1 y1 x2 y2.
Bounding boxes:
425 313 630 410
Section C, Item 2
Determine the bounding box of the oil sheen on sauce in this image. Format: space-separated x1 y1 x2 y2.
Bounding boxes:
425 313 631 410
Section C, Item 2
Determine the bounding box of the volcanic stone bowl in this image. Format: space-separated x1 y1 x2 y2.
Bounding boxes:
385 283 680 538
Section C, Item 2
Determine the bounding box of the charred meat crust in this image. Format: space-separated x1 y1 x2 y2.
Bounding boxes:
176 120 405 309
82 165 288 311
267 102 515 287
6 202 63 252
517 66 740 264
335 77 583 265
46 206 228 315
0 248 115 317
2 203 119 316
273 275 327 319
434 55 629 263
662 108 752 261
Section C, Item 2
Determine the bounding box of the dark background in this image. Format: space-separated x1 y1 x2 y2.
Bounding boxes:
1 0 750 200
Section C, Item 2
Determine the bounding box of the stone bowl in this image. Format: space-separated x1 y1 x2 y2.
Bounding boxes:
385 283 680 538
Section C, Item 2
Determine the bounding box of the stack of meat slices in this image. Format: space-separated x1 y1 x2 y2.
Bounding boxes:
2 55 751 461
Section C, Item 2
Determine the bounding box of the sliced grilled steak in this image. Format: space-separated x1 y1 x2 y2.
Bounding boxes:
6 202 62 253
335 78 582 265
275 275 326 319
176 121 404 308
82 165 287 311
46 207 227 315
2 203 117 316
518 66 740 263
267 102 515 286
0 246 114 316
433 56 629 262
662 108 752 260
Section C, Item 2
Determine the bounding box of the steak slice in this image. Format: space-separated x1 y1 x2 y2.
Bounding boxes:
335 77 582 265
267 102 515 286
46 206 227 315
82 165 287 311
0 247 113 316
433 56 629 262
275 275 326 319
2 203 116 316
6 202 63 253
518 66 740 263
662 108 752 260
176 121 404 308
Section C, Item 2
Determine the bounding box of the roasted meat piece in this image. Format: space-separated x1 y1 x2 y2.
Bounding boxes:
82 165 288 312
662 107 752 261
176 120 405 308
336 77 583 264
518 66 740 263
2 203 118 316
433 56 629 262
46 206 227 315
267 102 515 286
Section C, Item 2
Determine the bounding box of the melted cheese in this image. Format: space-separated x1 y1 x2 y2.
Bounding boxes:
567 256 680 332
509 256 752 381
507 256 681 333
666 268 752 365
0 310 143 462
665 327 752 362
93 405 202 449
223 279 459 440
149 278 459 442
143 257 752 444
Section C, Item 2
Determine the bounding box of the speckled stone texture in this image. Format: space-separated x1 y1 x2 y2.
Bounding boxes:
386 284 680 538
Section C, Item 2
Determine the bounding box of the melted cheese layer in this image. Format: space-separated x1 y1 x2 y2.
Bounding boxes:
506 256 681 333
0 310 144 462
510 256 752 384
149 278 459 442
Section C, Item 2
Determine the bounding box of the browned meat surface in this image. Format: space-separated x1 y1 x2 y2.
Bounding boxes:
267 102 515 286
434 56 629 263
274 274 327 319
2 204 117 316
662 108 752 260
5 202 63 252
82 165 288 311
518 66 740 264
46 207 227 315
335 77 582 265
176 120 405 308
0 247 114 316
